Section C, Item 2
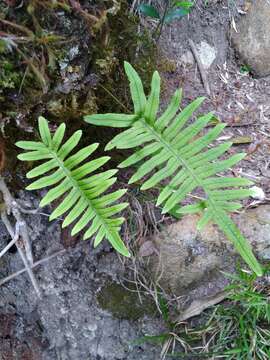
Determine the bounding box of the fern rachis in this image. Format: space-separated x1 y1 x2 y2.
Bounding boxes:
16 117 129 256
84 61 263 276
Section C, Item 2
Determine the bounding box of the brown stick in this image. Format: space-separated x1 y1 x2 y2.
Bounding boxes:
189 39 211 96
206 122 257 128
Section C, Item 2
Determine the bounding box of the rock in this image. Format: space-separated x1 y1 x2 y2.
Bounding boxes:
180 42 216 69
231 0 270 77
196 41 216 69
148 206 270 298
180 50 194 67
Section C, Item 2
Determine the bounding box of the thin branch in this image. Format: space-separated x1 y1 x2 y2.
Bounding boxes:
0 18 34 37
98 84 130 112
15 217 33 264
189 39 211 96
17 246 41 297
156 0 170 40
130 0 138 14
0 177 33 264
0 249 66 287
0 222 20 258
1 211 42 298
206 122 257 128
0 178 13 214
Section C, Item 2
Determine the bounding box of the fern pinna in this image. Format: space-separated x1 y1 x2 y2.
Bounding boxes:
16 117 129 256
85 61 262 276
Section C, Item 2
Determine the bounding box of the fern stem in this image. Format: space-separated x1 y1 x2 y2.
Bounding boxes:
213 211 263 276
139 118 210 196
154 0 170 40
129 118 262 276
99 84 130 113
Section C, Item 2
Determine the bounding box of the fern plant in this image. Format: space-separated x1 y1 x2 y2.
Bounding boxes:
16 117 129 257
84 62 263 276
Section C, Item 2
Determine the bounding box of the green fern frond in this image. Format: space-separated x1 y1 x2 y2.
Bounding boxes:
84 62 262 276
16 117 129 257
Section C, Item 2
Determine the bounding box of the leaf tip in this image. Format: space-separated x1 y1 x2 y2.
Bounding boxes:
17 154 25 161
105 142 114 151
124 61 132 73
128 177 136 185
38 115 47 123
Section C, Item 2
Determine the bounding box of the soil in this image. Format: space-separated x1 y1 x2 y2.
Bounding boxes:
157 0 270 201
0 0 270 359
0 192 164 360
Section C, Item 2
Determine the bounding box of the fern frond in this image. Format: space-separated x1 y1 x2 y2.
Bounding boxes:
16 117 129 257
84 62 262 276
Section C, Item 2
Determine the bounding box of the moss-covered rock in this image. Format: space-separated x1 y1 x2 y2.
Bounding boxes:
0 0 156 121
0 0 156 182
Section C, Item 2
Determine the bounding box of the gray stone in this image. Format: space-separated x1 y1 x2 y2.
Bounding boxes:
180 42 216 69
180 50 194 67
231 0 270 77
197 41 216 69
149 205 270 298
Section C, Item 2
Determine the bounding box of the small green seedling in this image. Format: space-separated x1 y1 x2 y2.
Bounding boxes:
139 1 193 38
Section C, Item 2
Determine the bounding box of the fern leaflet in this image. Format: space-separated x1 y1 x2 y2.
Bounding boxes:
16 117 129 257
84 61 262 276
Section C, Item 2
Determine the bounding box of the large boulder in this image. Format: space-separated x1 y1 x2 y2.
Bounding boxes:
149 206 270 298
231 0 270 77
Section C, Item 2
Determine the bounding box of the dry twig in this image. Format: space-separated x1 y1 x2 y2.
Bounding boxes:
0 177 42 297
189 39 211 96
0 178 33 264
0 211 42 298
0 249 66 287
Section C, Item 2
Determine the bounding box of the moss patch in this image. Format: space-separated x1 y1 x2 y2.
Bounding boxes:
0 0 157 184
97 280 157 321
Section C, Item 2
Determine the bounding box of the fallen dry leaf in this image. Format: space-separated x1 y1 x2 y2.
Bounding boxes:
139 240 157 257
176 291 228 323
232 136 253 144
247 141 262 154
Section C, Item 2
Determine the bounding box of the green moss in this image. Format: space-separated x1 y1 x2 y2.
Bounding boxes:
47 91 98 121
1 0 156 116
97 280 157 321
91 0 157 114
157 57 177 73
0 60 21 93
0 0 157 183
